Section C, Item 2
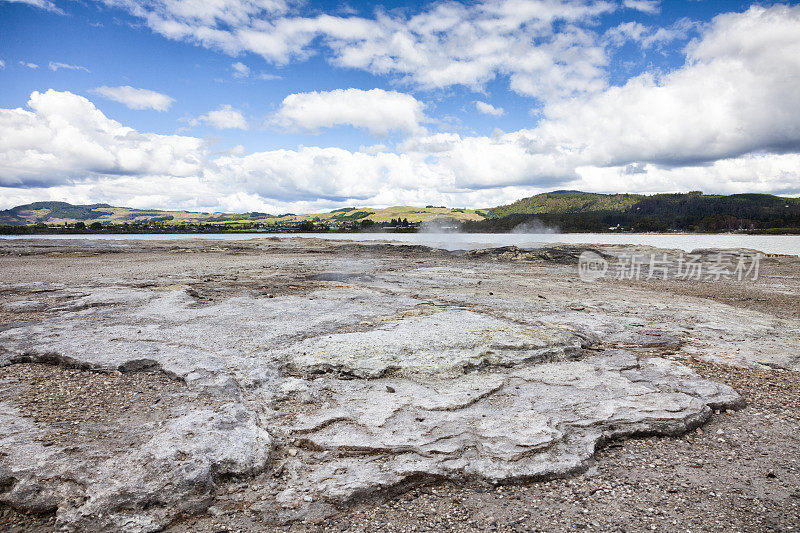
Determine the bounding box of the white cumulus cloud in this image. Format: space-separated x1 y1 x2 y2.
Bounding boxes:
92 86 174 111
230 61 281 80
475 101 504 116
194 105 248 130
0 89 204 188
231 61 250 78
532 4 800 169
623 0 660 15
605 18 697 49
272 88 429 136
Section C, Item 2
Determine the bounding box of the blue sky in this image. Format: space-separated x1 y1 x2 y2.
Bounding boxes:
1 0 799 212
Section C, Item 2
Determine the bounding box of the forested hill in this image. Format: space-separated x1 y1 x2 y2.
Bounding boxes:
472 191 800 233
487 191 645 217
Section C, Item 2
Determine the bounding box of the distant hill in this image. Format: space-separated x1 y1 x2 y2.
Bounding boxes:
470 191 800 233
2 192 798 233
276 205 483 224
0 202 483 226
487 191 644 218
0 201 115 225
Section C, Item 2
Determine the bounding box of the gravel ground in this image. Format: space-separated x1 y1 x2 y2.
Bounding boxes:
0 364 223 533
0 238 798 532
0 364 187 446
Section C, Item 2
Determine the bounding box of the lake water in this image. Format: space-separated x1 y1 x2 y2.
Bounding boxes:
3 232 800 256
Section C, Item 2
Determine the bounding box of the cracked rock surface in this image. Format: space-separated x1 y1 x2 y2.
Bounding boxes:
283 350 739 504
1 238 793 531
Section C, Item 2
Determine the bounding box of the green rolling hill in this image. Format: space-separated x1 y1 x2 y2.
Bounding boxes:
0 201 482 227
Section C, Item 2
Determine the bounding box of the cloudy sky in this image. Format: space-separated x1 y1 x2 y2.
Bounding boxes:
1 0 799 213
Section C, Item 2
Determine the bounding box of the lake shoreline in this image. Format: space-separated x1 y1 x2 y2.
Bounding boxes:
1 232 799 256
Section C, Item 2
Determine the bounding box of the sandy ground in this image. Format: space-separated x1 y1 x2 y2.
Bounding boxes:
0 237 798 532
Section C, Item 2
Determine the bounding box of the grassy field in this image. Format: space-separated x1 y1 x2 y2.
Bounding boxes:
272 206 484 224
